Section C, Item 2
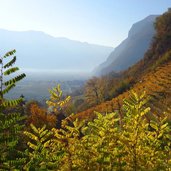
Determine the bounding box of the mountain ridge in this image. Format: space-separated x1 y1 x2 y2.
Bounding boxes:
94 15 158 75
73 10 171 121
0 29 113 72
0 28 114 47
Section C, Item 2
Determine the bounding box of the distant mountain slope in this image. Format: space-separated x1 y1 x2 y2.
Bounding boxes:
74 59 171 121
73 9 171 121
94 15 158 75
0 29 113 72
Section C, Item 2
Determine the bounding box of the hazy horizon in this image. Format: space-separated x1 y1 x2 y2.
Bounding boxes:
0 0 170 47
18 69 91 81
0 1 171 77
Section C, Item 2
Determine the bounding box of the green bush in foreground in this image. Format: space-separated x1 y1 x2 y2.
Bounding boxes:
23 91 171 171
0 49 26 169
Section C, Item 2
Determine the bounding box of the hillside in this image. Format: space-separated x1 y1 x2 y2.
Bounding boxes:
1 2 171 170
94 15 157 75
73 9 171 121
0 29 113 72
74 59 171 121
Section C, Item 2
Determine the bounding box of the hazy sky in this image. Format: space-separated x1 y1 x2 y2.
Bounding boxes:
0 0 170 47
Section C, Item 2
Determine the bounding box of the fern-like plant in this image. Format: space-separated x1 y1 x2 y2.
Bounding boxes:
120 91 171 170
24 124 63 170
52 118 85 171
0 49 26 170
0 49 26 108
0 112 26 169
20 91 171 170
46 84 71 115
81 112 123 170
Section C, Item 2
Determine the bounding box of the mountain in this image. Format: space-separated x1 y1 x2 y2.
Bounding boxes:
74 9 171 121
94 15 158 75
0 29 113 72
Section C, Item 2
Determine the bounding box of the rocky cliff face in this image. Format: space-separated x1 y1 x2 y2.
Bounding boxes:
94 15 158 76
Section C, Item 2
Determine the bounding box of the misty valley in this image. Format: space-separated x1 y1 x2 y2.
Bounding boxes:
0 2 171 171
5 71 87 103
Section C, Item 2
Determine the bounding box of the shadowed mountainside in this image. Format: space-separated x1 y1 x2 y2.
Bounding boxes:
94 15 158 75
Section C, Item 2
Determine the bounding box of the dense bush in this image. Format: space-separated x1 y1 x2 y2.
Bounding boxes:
21 92 171 170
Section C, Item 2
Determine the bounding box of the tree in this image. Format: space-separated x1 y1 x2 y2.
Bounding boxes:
26 103 56 129
46 84 71 115
84 77 106 106
120 91 171 170
25 92 171 170
0 49 26 109
46 84 71 128
0 49 26 169
23 124 62 170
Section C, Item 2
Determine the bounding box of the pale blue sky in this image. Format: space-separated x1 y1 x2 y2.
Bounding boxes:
0 0 170 47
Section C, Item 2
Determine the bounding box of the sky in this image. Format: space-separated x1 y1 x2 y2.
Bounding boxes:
0 0 171 47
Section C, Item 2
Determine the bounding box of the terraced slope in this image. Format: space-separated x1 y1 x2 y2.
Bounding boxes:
73 59 171 121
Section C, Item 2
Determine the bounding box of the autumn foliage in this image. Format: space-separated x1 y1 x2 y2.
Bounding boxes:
1 8 171 171
74 9 171 122
26 103 56 129
22 92 171 170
